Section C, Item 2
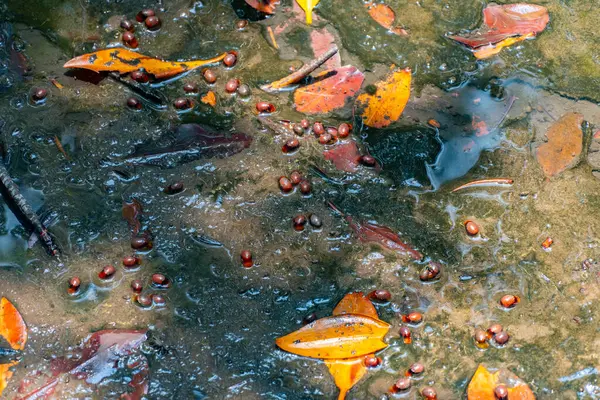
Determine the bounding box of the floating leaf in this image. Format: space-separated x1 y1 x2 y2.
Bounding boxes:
473 33 533 59
0 361 17 397
294 66 364 114
323 141 360 173
201 91 217 107
467 364 535 400
449 3 549 49
535 112 584 177
64 49 227 79
355 67 411 128
245 0 278 14
0 297 27 351
296 0 320 24
365 3 407 36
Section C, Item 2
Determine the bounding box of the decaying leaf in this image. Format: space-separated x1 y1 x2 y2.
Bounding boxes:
535 112 584 177
310 29 341 69
473 33 533 59
201 91 217 107
467 364 535 399
0 361 17 397
296 0 321 24
449 3 549 56
365 2 407 36
245 0 278 14
355 67 411 128
324 358 369 400
294 66 365 114
0 297 27 351
64 49 227 79
323 141 360 172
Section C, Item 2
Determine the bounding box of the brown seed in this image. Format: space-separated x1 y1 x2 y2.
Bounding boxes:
500 294 519 309
293 215 307 231
122 31 138 48
487 324 503 336
225 79 240 93
131 236 152 250
368 289 391 302
409 362 424 375
303 312 317 325
299 180 311 195
399 326 411 338
300 119 310 129
131 279 143 293
283 138 300 152
359 155 377 167
98 265 116 280
464 220 479 236
241 250 253 268
173 98 192 110
326 127 338 137
256 102 276 113
131 70 150 83
203 69 217 84
313 122 325 135
68 277 81 294
494 330 510 345
237 84 251 97
421 387 437 399
338 123 351 138
32 88 48 101
223 52 237 67
419 262 441 281
120 19 134 31
152 273 170 288
123 256 140 268
183 82 198 93
279 176 293 193
290 171 303 185
494 384 509 400
474 329 488 344
364 355 381 368
236 19 248 30
318 133 332 145
293 124 304 136
164 182 184 194
136 9 155 22
145 16 161 30
152 294 166 306
404 312 423 324
127 97 142 110
394 377 411 392
137 293 152 307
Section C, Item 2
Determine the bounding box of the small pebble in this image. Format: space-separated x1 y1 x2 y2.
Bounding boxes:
359 155 377 167
120 20 135 31
32 88 48 102
131 236 152 250
409 362 424 375
225 79 240 93
173 98 192 110
298 180 311 195
131 70 150 83
494 330 510 345
293 215 307 231
313 122 325 135
500 294 519 309
364 355 381 368
127 97 142 110
203 69 217 84
394 377 411 392
145 16 161 30
131 280 143 293
236 20 248 30
309 214 322 228
152 294 166 306
368 289 391 302
465 220 479 236
256 102 276 113
278 176 293 193
223 52 237 67
183 83 198 93
237 84 251 97
136 9 155 22
290 171 302 185
338 123 351 138
164 182 184 194
152 273 170 288
303 312 317 325
494 384 509 400
98 265 116 280
421 387 437 399
123 256 140 268
137 293 152 307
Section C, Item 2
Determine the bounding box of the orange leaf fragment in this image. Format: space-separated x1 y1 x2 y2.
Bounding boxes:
0 361 18 397
294 66 365 114
332 292 378 318
325 357 369 400
64 49 228 79
245 0 278 14
365 3 407 36
473 33 533 59
355 67 411 128
201 91 217 107
467 364 535 400
535 112 584 177
0 297 27 351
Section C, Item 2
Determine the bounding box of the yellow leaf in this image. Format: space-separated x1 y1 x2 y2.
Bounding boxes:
355 67 411 128
467 364 536 400
0 362 18 397
332 292 378 318
64 49 227 79
325 357 369 400
474 33 533 59
296 0 320 24
275 314 389 359
0 297 27 351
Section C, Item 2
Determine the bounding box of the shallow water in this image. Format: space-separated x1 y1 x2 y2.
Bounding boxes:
0 0 600 399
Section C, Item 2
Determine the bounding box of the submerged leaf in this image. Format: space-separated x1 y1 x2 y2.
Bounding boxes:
535 112 584 177
355 67 411 128
296 0 321 24
201 91 217 107
323 141 360 173
473 33 533 59
245 0 278 14
64 49 227 79
365 3 407 36
0 361 17 397
0 297 27 351
332 292 378 318
467 364 535 399
294 66 364 114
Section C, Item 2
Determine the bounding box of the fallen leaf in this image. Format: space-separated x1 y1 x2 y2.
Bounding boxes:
535 112 584 177
201 91 217 107
332 292 378 318
449 3 549 49
294 66 364 114
310 29 341 69
0 297 27 351
122 199 143 236
296 0 321 24
365 3 407 36
472 116 489 137
467 364 535 399
323 141 360 172
0 361 17 397
64 49 227 79
355 67 411 128
473 33 533 59
276 314 389 359
245 0 278 14
325 358 368 400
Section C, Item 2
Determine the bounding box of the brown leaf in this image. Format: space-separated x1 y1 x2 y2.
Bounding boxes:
64 49 227 79
0 297 27 351
294 66 364 114
467 364 535 400
245 0 279 14
323 141 360 173
365 3 407 36
535 112 584 177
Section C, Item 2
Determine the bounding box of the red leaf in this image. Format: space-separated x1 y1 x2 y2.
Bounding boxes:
294 66 364 114
245 0 278 14
449 3 549 48
323 141 360 172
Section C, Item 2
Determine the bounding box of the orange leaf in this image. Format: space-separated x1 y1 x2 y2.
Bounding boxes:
294 66 364 114
332 292 378 319
64 49 227 79
473 33 533 59
355 67 411 128
535 112 584 177
245 0 278 14
365 3 407 36
275 314 389 359
0 297 27 351
201 91 217 107
325 357 369 400
467 364 535 400
0 361 18 397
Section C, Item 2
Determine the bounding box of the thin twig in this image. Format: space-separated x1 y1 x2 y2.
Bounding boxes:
53 135 70 160
267 26 279 50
